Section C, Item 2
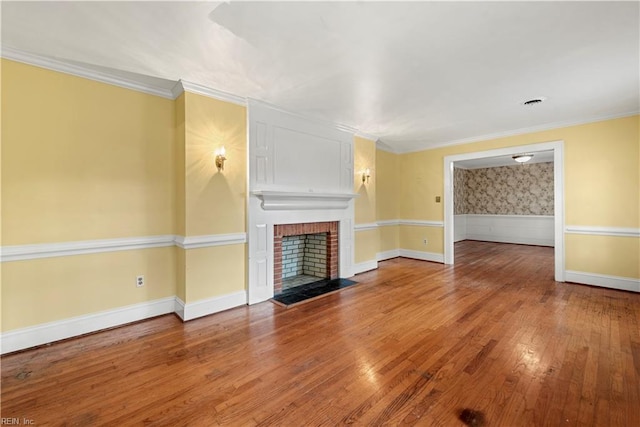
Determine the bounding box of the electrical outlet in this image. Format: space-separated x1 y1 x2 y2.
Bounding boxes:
136 275 145 287
423 238 428 245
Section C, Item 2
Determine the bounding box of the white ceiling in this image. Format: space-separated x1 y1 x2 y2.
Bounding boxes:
2 1 638 153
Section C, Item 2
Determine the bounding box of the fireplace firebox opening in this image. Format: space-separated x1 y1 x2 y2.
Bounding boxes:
273 221 338 295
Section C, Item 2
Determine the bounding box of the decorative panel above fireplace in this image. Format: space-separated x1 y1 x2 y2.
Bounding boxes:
249 99 354 195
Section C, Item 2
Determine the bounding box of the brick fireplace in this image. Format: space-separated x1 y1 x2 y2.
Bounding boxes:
273 221 339 294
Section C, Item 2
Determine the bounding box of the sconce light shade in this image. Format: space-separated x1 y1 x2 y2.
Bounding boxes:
215 147 226 171
362 168 371 183
512 154 533 163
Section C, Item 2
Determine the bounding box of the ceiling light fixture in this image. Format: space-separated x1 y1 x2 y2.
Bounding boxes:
512 154 534 163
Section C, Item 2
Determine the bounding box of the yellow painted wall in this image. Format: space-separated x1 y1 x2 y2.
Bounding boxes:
1 58 4 333
176 248 187 302
378 225 399 254
399 225 444 254
354 229 379 264
175 94 187 301
185 245 246 302
1 59 176 245
400 115 640 279
376 149 400 221
175 93 186 237
354 136 376 224
376 148 400 256
180 92 247 303
566 234 639 278
183 92 246 237
2 248 176 330
354 137 378 265
1 59 179 332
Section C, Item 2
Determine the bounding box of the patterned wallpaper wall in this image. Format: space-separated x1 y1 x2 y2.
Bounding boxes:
454 162 554 215
454 167 467 214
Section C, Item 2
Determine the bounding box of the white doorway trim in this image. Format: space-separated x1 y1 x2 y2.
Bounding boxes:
443 140 565 282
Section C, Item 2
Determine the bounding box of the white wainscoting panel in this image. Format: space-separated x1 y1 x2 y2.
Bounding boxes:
461 214 554 246
0 297 176 354
454 215 467 242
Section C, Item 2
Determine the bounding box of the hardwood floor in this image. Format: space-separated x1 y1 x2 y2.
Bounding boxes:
2 241 639 426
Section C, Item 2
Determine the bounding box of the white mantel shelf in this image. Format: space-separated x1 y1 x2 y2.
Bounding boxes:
252 191 358 211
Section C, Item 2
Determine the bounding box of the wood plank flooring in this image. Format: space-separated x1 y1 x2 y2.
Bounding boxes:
2 241 639 426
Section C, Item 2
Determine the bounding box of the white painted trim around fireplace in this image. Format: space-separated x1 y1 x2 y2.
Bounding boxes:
247 101 356 305
252 191 358 211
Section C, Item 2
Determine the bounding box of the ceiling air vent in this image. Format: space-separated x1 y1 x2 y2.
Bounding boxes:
522 97 546 106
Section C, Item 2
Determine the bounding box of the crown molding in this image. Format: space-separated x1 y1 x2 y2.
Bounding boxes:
354 131 379 143
173 79 247 106
1 46 176 99
375 139 399 153
400 111 640 153
248 98 366 136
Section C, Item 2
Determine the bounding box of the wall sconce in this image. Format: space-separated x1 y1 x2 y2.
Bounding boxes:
215 147 226 171
361 168 371 183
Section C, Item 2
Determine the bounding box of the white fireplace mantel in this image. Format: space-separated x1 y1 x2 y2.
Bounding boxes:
252 191 358 211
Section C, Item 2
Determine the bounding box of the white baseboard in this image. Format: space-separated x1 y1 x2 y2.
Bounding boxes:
176 291 247 321
465 235 554 247
399 249 445 263
0 297 176 355
353 259 378 275
377 249 400 261
565 271 640 293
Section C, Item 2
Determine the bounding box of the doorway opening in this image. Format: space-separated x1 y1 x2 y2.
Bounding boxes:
443 141 565 282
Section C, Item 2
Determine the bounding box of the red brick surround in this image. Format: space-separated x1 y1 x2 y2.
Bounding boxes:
273 221 339 294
